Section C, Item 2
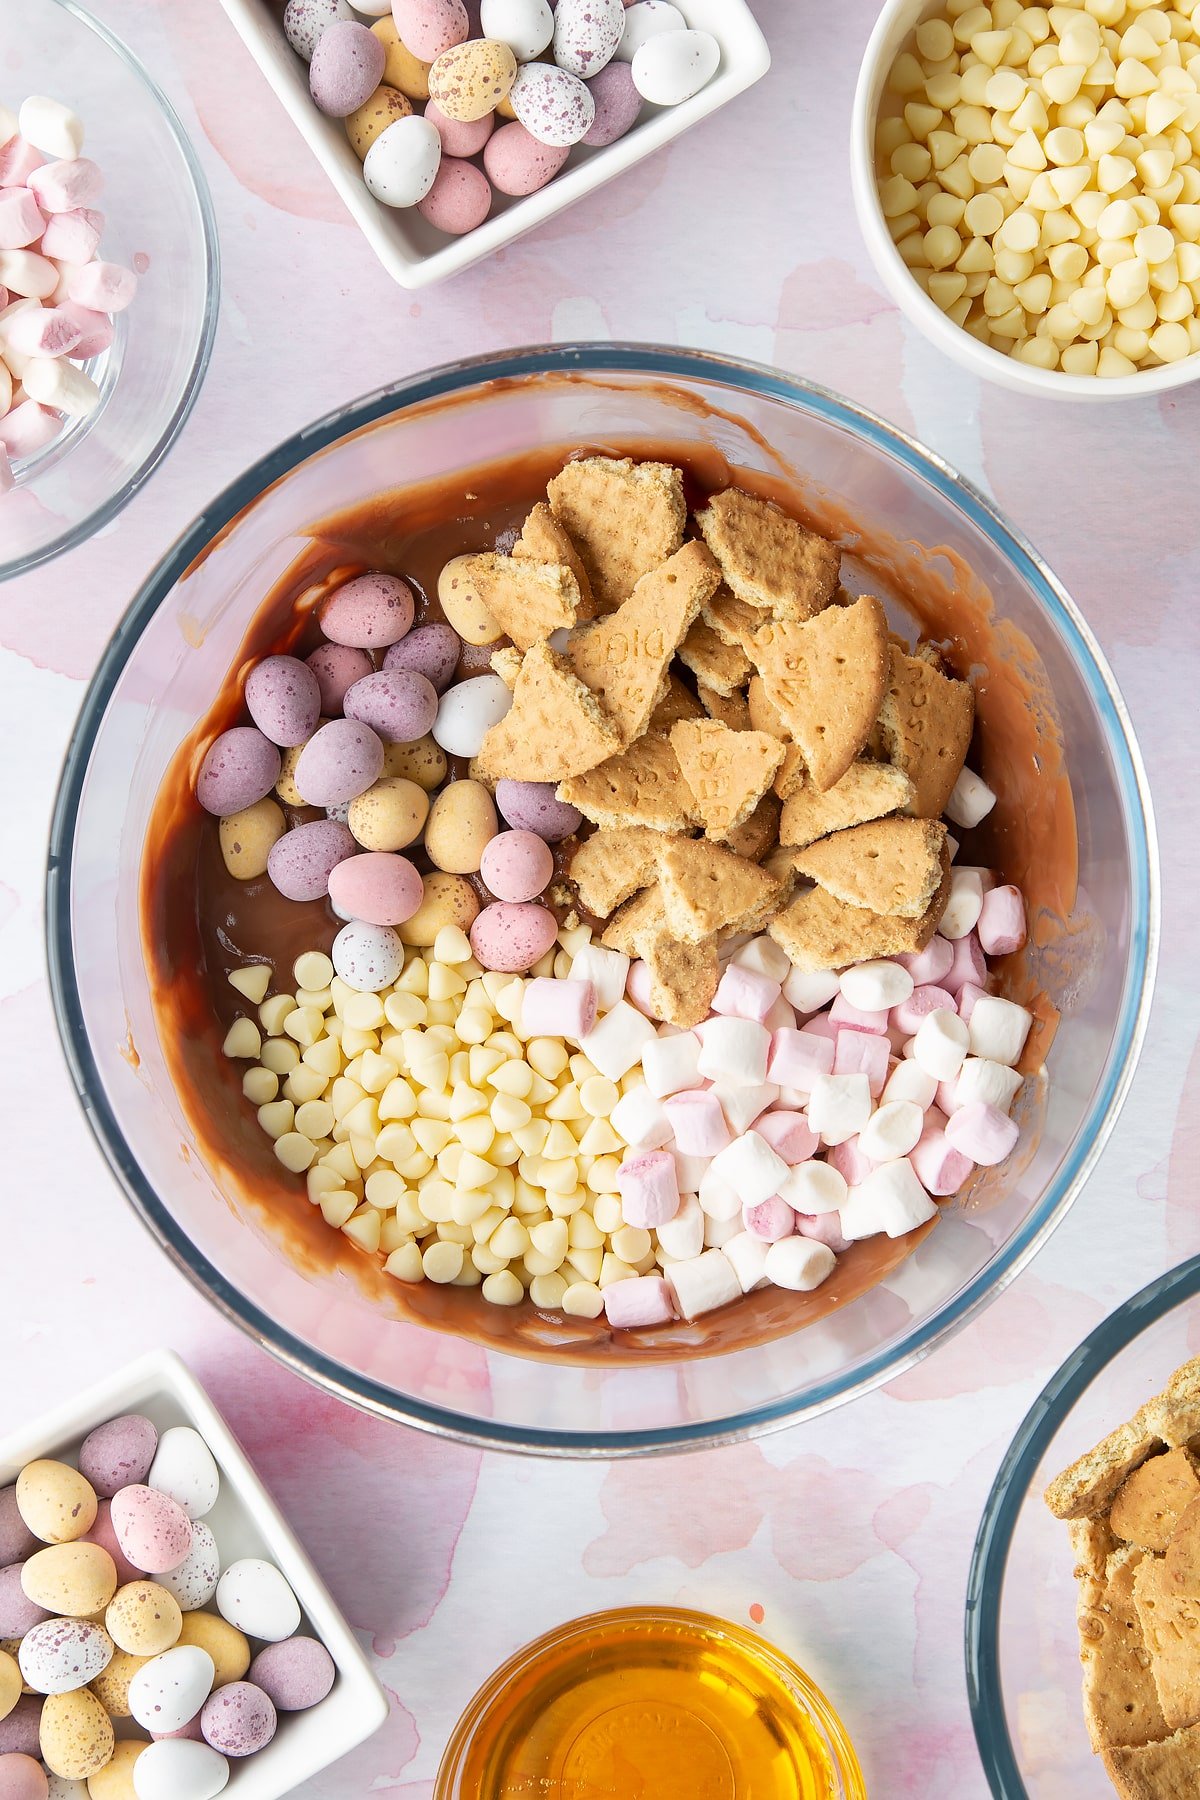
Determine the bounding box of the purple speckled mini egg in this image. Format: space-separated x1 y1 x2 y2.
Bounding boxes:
495 777 581 840
244 655 322 748
200 1681 277 1758
393 0 469 61
470 900 558 972
383 622 460 692
417 157 493 234
82 1501 143 1587
552 0 624 77
321 572 414 649
583 58 641 145
0 1490 37 1567
108 1487 192 1577
0 1565 48 1639
294 718 385 807
309 19 386 117
266 819 357 903
196 728 281 817
0 1697 42 1759
78 1415 158 1501
328 852 424 927
509 62 595 144
283 0 353 60
248 1637 335 1713
305 642 372 714
480 830 554 903
342 668 438 744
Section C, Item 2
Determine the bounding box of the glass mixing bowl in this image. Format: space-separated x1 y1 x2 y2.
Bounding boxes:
47 345 1157 1454
0 0 218 577
967 1257 1200 1798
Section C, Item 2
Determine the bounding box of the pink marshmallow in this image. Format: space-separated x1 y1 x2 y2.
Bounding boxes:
833 1028 890 1097
909 1126 975 1196
663 1089 732 1157
891 985 956 1036
27 158 104 214
624 959 656 1018
0 399 59 457
0 444 12 494
796 1211 852 1254
898 934 954 986
712 963 781 1024
615 1150 680 1229
4 304 82 358
743 1196 795 1242
829 993 889 1034
826 1135 876 1187
978 884 1027 957
752 1109 818 1164
520 976 596 1041
957 982 987 1023
66 259 137 314
767 1026 834 1091
799 1012 838 1042
944 1100 1019 1166
55 301 112 358
0 137 45 189
0 189 44 249
38 206 103 265
943 930 986 995
603 1275 676 1329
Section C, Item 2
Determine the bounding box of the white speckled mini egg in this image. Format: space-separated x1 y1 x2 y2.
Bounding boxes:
18 1618 113 1695
363 113 443 205
508 61 595 146
155 1521 221 1613
615 0 686 62
479 0 553 62
130 1738 230 1800
631 27 720 105
128 1644 215 1735
553 0 625 78
146 1428 219 1523
215 1560 301 1644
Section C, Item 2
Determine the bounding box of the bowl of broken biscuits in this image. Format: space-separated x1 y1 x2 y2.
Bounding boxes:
49 343 1157 1453
967 1257 1200 1800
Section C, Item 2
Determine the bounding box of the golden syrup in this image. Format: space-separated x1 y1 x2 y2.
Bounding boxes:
435 1608 866 1799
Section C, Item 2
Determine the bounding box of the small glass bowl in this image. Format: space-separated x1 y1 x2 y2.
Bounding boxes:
0 0 218 577
966 1254 1200 1796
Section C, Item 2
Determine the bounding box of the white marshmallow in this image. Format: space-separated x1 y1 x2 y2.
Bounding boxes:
763 996 798 1032
641 1029 703 1098
945 766 997 830
19 96 84 160
840 1160 937 1240
705 1132 789 1206
655 1192 704 1260
703 1211 742 1248
782 966 842 1014
610 1085 672 1149
731 935 792 983
708 1079 779 1135
780 1159 848 1214
858 1099 924 1163
764 1236 837 1291
946 832 960 862
22 355 102 418
839 959 914 1011
580 1000 655 1080
912 1010 969 1081
665 1248 742 1319
724 1229 771 1292
570 943 630 1012
670 1149 710 1195
882 1060 938 1109
697 1167 742 1221
939 868 985 940
806 1072 872 1145
954 1056 1023 1115
967 995 1033 1068
696 1016 770 1085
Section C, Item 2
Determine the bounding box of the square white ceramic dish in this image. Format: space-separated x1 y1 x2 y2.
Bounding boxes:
215 0 771 287
0 1348 389 1798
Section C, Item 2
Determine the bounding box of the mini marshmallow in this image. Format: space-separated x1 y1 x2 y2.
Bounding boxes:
882 1060 938 1110
610 1083 672 1150
0 397 58 456
807 1072 872 1145
839 959 914 1011
891 985 956 1036
603 1275 676 1328
939 868 985 941
670 1149 710 1195
782 966 842 1014
708 1079 778 1136
520 976 596 1042
912 1009 969 1082
858 1099 924 1163
665 1249 742 1319
763 996 797 1032
697 1165 743 1221
0 249 57 298
829 993 890 1034
0 189 44 249
616 1150 680 1228
703 1211 741 1248
765 1236 837 1292
801 1014 838 1041
663 1089 731 1157
4 303 82 357
910 1126 975 1196
833 1029 889 1098
624 959 656 1017
956 864 996 895
570 943 629 1012
66 259 137 313
825 1136 875 1187
767 1026 834 1091
943 931 986 996
945 1100 1020 1166
752 1109 818 1164
0 137 44 189
712 962 781 1023
723 1230 771 1293
840 1160 937 1240
696 1016 770 1085
953 1057 1023 1116
579 1000 655 1080
18 96 84 161
27 157 103 213
39 208 103 265
641 1029 703 1098
732 935 792 983
655 1191 704 1259
742 1196 795 1242
899 934 954 987
945 766 997 830
705 1132 790 1206
968 995 1032 1068
21 354 101 416
978 884 1027 957
781 1159 848 1214
957 982 987 1023
796 1211 851 1254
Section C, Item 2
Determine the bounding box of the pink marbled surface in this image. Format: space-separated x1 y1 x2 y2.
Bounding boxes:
2 1 1199 1793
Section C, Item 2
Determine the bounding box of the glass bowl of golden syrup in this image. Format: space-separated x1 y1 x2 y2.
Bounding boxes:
434 1606 866 1799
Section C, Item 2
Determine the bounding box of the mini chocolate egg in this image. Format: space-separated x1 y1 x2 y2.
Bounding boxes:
145 1429 218 1524
346 83 412 158
553 0 624 78
428 38 517 123
397 871 481 946
424 780 498 875
615 0 685 61
309 19 386 116
155 1522 219 1614
0 1651 20 1723
244 656 322 748
305 642 373 714
383 734 447 791
417 157 493 234
423 98 495 158
20 1544 116 1619
77 1418 157 1502
436 556 503 646
15 1468 96 1550
38 1688 113 1780
480 0 553 61
328 851 424 927
294 718 385 808
81 1505 142 1591
383 622 460 692
392 0 468 61
175 1614 249 1692
283 0 354 61
195 728 281 819
482 121 568 194
509 62 595 144
495 777 581 841
18 1620 112 1697
321 572 415 648
371 17 432 98
0 1699 40 1759
214 1561 300 1645
123 1740 228 1800
583 59 641 145
470 899 558 972
0 1569 47 1640
0 1753 47 1800
105 1583 182 1658
247 1637 335 1713
343 668 439 745
85 1738 142 1799
631 27 719 104
480 828 554 901
127 1646 215 1736
200 1681 276 1758
432 673 512 758
90 1647 151 1719
347 776 429 852
0 1492 38 1568
266 818 357 903
218 798 286 882
363 115 442 206
107 1488 191 1578
331 920 404 993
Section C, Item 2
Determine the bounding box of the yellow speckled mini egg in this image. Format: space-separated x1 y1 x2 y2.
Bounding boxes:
218 796 286 880
0 1647 20 1721
424 779 498 875
176 1610 250 1689
105 1581 183 1656
398 870 481 945
16 1462 98 1545
429 38 517 122
90 1646 151 1718
371 17 432 98
21 1543 117 1618
436 555 503 645
40 1685 115 1780
383 734 447 791
346 83 413 159
348 775 430 851
86 1736 144 1798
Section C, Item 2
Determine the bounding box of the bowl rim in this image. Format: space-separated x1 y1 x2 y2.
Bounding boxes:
965 1254 1200 1798
849 0 1200 402
0 0 221 580
45 342 1160 1457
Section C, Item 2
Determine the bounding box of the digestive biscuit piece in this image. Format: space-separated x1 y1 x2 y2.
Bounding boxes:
559 732 696 833
475 640 622 782
767 848 950 970
569 827 665 919
695 486 840 621
656 837 782 944
1132 1554 1200 1733
677 619 753 697
792 816 947 919
669 718 785 841
779 762 915 850
648 671 706 733
876 644 975 820
462 552 582 651
547 455 687 611
749 594 889 791
1076 1546 1170 1753
1109 1450 1200 1555
514 500 598 618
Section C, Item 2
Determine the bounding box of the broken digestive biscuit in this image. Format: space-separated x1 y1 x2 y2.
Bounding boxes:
1077 1547 1171 1754
461 552 582 651
749 593 889 792
694 486 841 622
656 836 783 944
559 731 697 833
669 718 785 841
767 849 950 970
701 586 766 656
1109 1450 1200 1555
547 454 687 612
513 499 597 618
490 646 524 689
723 792 782 863
1132 1555 1200 1733
475 639 623 783
568 826 665 919
677 618 754 696
1104 1723 1200 1800
876 644 975 819
599 883 719 1028
648 671 706 733
779 761 915 850
1043 1366 1200 1521
792 816 948 919
696 683 752 731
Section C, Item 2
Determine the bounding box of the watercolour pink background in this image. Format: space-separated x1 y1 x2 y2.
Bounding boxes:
2 1 1199 1793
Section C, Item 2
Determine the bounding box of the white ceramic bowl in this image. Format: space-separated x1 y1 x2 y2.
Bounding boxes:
216 0 770 288
0 1349 388 1797
850 0 1200 401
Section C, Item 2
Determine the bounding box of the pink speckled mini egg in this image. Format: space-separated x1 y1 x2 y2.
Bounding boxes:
479 829 553 902
320 572 415 649
305 642 373 714
343 668 439 744
108 1487 192 1577
328 851 424 926
583 58 641 145
248 1637 335 1712
393 0 470 61
82 1501 143 1586
417 157 493 234
0 1752 47 1800
482 120 568 194
424 98 495 158
470 900 557 972
383 622 460 692
244 656 322 748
